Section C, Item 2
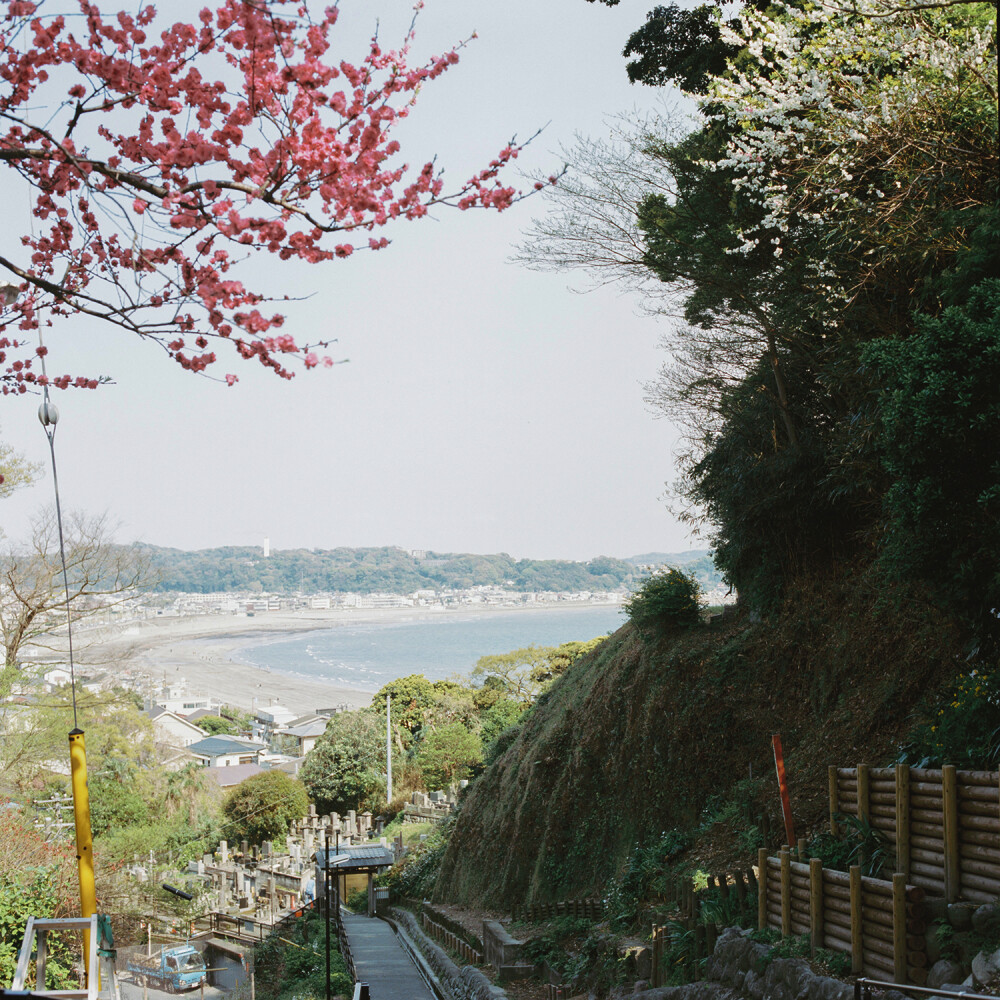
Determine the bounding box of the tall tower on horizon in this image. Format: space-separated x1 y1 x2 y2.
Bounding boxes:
263 536 270 558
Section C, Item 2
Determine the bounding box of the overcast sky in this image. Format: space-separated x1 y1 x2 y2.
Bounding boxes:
0 0 704 562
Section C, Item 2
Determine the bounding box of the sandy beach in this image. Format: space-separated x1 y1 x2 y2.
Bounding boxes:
78 603 619 717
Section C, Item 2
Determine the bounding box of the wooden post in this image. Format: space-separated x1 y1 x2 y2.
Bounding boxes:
829 766 839 836
797 837 807 861
694 924 706 981
850 865 863 975
250 972 255 1000
651 926 660 988
780 848 791 937
892 872 907 984
857 764 870 824
758 849 768 931
809 858 823 958
733 870 747 916
943 765 960 902
895 763 910 877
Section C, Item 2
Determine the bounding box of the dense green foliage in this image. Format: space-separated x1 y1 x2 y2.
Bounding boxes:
417 723 483 789
568 0 999 641
248 909 351 1000
198 715 244 736
471 638 608 704
223 771 309 846
143 544 722 594
622 570 701 635
900 670 1000 769
378 822 452 900
300 710 388 814
864 278 1000 643
0 869 76 989
89 774 150 836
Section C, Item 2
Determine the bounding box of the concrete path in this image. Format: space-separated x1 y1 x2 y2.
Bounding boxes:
340 911 435 1000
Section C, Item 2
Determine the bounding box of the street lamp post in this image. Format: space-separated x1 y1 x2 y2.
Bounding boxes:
322 841 349 1000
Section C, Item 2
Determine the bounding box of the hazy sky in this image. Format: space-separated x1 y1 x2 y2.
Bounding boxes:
0 0 703 562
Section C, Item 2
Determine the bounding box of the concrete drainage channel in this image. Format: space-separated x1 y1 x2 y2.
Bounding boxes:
384 908 510 1000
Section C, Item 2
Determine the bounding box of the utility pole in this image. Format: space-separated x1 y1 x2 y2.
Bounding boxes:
324 830 330 1000
386 694 392 803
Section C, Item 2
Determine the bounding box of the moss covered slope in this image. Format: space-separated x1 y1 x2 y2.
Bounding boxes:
434 575 962 909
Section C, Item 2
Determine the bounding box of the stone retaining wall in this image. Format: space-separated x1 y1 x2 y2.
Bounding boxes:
625 928 912 1000
389 907 508 1000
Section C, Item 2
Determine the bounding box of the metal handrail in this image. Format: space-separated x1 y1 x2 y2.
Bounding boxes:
856 978 995 1000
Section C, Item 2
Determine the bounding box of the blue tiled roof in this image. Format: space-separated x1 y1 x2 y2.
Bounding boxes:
187 736 265 756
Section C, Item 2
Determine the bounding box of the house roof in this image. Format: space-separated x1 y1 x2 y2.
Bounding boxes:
205 763 265 787
284 719 328 739
148 707 207 734
186 708 220 722
317 844 394 872
187 736 266 757
286 713 327 729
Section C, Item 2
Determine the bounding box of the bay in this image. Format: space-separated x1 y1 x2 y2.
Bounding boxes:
232 604 624 692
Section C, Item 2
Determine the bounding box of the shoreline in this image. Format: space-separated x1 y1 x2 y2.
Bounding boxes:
80 601 623 717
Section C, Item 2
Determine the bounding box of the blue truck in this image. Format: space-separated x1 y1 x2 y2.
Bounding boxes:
126 946 207 991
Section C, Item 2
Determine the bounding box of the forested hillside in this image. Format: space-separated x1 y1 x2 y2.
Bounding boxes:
142 544 721 594
435 571 964 908
433 0 998 918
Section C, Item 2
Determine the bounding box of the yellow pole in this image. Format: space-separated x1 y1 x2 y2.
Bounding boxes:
69 728 97 985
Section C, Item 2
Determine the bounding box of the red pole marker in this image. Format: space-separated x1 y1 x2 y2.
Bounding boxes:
772 734 796 848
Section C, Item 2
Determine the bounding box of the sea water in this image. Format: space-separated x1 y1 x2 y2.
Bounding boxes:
232 604 625 693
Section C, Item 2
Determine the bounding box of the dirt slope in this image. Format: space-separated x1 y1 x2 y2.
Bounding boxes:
435 573 962 909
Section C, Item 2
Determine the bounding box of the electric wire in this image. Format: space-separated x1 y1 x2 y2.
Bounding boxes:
36 332 80 730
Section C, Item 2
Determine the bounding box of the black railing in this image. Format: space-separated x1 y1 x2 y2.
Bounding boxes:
856 979 996 1000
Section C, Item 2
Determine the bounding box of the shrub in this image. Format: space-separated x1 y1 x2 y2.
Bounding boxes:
379 822 452 899
248 910 351 1000
414 723 482 790
899 669 1000 769
344 887 368 913
223 771 309 846
623 570 702 636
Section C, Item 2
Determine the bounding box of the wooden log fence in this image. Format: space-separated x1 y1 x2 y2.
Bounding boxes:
511 898 606 923
830 764 1000 903
420 911 483 965
758 848 929 985
647 868 755 987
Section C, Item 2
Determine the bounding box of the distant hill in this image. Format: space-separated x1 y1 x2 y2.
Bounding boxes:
626 549 710 567
140 545 722 595
627 549 724 592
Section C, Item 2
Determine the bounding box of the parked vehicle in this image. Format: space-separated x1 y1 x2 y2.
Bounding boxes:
126 945 206 991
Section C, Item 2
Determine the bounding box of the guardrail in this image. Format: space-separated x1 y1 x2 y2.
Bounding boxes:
420 911 483 965
855 978 997 1000
336 909 356 982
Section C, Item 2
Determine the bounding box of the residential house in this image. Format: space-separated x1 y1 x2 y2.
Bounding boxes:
188 735 267 768
278 715 329 756
148 707 207 749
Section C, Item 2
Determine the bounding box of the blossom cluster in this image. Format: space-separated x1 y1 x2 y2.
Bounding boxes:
698 0 997 324
0 0 549 392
